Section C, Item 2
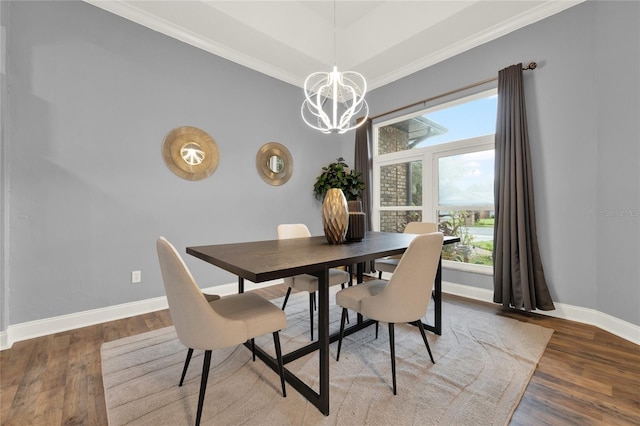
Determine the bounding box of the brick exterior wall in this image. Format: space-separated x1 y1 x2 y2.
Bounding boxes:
377 126 419 232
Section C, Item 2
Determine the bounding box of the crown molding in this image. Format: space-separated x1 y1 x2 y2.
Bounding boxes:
83 0 305 87
368 0 584 89
83 0 584 90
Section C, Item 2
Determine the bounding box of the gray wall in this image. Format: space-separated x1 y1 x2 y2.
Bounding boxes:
3 0 351 327
369 0 639 325
593 1 640 326
3 0 639 330
1 0 8 333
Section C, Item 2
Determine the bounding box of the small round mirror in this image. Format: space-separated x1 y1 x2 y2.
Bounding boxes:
268 155 284 173
256 142 292 186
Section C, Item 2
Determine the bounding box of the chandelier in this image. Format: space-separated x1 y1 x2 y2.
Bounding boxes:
301 2 369 134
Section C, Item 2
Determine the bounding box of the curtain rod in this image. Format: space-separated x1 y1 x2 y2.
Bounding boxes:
369 62 537 121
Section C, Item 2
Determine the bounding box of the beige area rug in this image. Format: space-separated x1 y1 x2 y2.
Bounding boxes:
101 289 553 425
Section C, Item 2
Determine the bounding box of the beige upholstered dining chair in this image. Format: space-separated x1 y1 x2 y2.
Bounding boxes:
374 221 437 279
156 237 287 426
335 232 444 395
277 224 351 341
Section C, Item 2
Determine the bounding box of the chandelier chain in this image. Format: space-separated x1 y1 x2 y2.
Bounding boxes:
333 0 336 66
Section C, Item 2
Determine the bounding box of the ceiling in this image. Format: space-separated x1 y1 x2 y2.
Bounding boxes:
84 1 583 90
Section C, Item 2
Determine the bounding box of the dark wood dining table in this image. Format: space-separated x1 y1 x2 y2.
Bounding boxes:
187 231 458 416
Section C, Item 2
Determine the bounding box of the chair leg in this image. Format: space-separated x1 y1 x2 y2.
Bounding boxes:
378 271 382 279
416 321 435 364
309 293 314 341
195 350 212 426
335 285 349 324
337 288 350 324
273 331 286 397
281 287 292 310
336 308 348 361
375 321 379 339
179 348 194 386
389 323 397 395
251 338 256 361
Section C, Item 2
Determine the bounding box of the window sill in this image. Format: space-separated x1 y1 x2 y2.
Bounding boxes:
442 260 493 276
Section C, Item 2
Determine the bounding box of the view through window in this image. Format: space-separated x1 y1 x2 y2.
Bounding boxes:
373 89 497 269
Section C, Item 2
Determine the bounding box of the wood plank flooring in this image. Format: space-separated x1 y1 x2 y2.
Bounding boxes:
1 284 639 425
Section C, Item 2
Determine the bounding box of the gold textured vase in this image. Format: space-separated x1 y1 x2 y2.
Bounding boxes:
322 188 349 244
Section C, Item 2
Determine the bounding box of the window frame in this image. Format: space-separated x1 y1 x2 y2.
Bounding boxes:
372 89 497 274
433 137 496 213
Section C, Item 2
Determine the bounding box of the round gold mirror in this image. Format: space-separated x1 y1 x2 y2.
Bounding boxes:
162 126 219 181
256 142 292 186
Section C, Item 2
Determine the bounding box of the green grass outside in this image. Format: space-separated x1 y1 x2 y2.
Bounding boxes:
471 240 493 251
474 218 495 227
469 255 493 265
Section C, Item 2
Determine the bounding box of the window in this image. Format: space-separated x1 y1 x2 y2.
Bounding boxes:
379 159 423 232
373 89 496 271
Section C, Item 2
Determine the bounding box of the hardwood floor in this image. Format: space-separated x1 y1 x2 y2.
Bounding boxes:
1 284 639 425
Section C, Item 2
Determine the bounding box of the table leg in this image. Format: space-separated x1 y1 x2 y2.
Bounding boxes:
248 266 375 417
238 277 244 293
356 262 365 323
316 268 330 415
421 255 442 335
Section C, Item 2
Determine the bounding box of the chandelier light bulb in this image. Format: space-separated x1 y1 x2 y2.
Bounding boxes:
301 66 369 134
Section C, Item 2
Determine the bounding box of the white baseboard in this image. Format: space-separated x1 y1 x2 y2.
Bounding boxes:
442 281 640 346
1 280 638 351
0 296 169 351
0 279 279 351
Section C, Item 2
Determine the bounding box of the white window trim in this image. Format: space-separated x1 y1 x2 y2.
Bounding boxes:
433 135 495 212
443 260 494 275
372 89 497 274
372 136 495 230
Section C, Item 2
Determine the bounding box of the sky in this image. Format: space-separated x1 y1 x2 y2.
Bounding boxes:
416 94 498 147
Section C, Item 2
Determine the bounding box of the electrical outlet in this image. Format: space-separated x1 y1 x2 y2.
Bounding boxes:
131 270 141 283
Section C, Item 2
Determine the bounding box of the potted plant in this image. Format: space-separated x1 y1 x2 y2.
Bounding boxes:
313 158 365 202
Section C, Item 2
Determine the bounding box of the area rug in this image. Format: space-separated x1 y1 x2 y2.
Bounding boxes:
101 289 553 425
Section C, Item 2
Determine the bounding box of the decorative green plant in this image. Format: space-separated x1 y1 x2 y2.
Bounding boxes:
438 210 473 245
313 158 365 202
439 210 475 263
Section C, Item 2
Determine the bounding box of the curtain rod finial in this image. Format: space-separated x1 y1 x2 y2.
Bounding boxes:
524 62 537 70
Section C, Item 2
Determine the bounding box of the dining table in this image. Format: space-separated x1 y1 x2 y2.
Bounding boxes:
187 231 459 416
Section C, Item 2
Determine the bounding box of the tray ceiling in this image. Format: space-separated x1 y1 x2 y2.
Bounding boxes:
84 1 583 89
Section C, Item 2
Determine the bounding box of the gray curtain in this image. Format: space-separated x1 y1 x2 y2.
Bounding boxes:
354 118 373 228
354 118 375 272
493 64 555 311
